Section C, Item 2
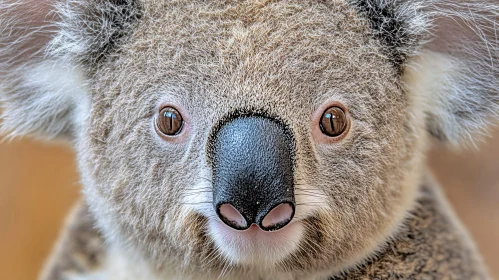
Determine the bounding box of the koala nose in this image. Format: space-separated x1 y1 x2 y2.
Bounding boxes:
211 116 295 231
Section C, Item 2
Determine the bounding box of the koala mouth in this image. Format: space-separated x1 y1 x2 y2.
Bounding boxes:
210 116 296 232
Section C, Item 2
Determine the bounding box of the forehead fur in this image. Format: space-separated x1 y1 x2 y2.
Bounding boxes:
94 0 403 100
52 0 427 74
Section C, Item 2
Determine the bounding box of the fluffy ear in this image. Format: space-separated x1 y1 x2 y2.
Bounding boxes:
0 0 141 140
403 0 498 147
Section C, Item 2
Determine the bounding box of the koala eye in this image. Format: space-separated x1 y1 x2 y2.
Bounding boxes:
320 106 348 137
156 107 184 136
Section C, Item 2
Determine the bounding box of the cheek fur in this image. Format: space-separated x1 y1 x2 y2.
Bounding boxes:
293 183 331 221
182 180 215 220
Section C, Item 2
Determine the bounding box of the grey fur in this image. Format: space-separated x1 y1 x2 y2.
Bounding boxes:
0 0 497 279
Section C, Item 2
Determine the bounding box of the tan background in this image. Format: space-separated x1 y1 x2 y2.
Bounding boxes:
0 132 498 280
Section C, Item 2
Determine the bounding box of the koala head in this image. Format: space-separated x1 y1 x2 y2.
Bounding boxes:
1 0 497 278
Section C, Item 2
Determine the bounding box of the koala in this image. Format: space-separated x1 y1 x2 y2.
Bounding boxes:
0 0 498 279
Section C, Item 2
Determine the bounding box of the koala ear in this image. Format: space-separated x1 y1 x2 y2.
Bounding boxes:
0 0 141 140
0 0 79 140
403 0 498 147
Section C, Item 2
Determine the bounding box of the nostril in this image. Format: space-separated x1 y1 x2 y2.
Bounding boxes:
217 204 248 230
261 203 295 231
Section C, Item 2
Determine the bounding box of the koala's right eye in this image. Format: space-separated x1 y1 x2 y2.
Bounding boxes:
320 106 348 137
156 107 184 136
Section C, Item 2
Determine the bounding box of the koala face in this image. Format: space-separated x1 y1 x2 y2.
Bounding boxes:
82 1 426 274
1 0 497 278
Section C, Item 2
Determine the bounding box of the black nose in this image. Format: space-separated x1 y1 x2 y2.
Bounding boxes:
211 116 295 231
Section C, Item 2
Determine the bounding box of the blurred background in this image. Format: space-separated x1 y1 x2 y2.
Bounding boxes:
0 131 498 280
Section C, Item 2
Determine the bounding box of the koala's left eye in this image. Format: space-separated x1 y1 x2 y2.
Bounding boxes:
156 107 184 136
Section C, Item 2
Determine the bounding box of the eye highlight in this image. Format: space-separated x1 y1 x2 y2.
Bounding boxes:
156 107 184 136
320 106 348 137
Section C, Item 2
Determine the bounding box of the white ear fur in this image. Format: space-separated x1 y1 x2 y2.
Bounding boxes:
0 60 90 140
0 0 88 140
0 0 141 140
404 49 498 148
0 0 135 140
402 0 498 147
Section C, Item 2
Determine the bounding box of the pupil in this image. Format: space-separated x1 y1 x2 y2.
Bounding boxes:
329 114 335 132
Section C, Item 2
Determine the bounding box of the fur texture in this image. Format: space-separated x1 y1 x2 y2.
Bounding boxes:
350 0 428 71
0 0 497 279
41 176 488 280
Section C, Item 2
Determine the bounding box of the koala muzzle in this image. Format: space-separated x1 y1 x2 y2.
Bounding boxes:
211 116 295 231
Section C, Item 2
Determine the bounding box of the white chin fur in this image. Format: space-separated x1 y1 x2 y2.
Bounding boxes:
208 219 304 267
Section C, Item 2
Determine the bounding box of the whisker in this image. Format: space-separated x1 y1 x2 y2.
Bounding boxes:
181 202 213 205
183 191 212 195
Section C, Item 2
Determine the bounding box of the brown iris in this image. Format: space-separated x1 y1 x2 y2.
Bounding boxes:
156 107 184 136
320 106 347 137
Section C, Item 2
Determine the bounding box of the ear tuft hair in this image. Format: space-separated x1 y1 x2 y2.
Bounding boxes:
403 0 498 147
0 60 89 140
0 0 141 140
350 0 429 72
49 0 142 64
